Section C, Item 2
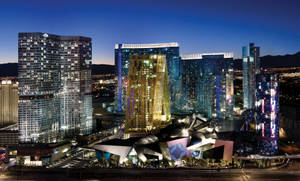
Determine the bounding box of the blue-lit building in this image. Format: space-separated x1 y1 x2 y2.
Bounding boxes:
114 43 180 113
180 53 234 119
255 71 279 156
243 43 260 110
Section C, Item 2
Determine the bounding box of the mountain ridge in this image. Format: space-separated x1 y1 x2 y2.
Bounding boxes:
0 63 115 77
234 51 300 70
1 51 300 77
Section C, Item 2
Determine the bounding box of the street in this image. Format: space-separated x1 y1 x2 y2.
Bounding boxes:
3 167 300 181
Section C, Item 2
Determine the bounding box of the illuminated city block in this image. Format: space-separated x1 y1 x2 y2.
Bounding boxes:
114 43 180 113
180 53 234 119
125 54 171 136
18 32 93 143
255 71 279 155
243 43 260 110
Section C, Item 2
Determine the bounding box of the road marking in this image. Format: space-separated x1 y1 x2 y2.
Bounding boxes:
240 169 250 181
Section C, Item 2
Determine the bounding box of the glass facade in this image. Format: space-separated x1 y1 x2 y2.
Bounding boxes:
114 43 180 113
59 36 93 136
18 96 60 143
255 71 279 155
125 54 171 137
180 53 234 119
243 43 260 109
18 32 93 143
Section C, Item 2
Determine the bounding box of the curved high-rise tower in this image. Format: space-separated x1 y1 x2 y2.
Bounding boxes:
125 54 171 137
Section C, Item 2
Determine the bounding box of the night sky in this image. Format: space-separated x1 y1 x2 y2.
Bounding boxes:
0 0 299 64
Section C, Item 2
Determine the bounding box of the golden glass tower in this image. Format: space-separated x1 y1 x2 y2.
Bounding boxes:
125 54 171 137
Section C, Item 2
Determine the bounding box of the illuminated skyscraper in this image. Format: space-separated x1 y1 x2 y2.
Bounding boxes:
180 53 234 119
125 54 171 137
18 32 92 143
243 43 260 109
256 71 279 155
115 43 180 113
0 79 18 126
59 36 93 136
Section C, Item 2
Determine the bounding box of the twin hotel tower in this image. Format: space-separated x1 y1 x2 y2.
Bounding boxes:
14 32 278 155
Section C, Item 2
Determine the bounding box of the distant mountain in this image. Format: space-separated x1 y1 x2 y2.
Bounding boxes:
261 51 300 68
0 63 115 77
0 63 17 77
1 51 300 77
91 64 115 75
234 51 300 70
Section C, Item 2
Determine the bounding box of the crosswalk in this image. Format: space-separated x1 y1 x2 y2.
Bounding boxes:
46 150 84 168
239 168 250 181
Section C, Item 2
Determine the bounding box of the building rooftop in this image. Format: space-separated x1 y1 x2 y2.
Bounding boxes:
181 53 234 60
18 32 91 41
115 42 179 49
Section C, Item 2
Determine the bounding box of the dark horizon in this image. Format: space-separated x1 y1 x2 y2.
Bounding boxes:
1 51 300 78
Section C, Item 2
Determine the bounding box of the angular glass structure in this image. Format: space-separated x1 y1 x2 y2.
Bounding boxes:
125 54 171 137
256 71 279 155
114 43 180 113
243 43 260 109
18 32 92 143
94 114 234 165
180 53 234 119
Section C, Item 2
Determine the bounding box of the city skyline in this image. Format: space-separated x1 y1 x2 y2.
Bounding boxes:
0 0 300 178
0 0 300 64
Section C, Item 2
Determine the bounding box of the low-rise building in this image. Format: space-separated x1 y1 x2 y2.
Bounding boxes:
8 141 71 166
